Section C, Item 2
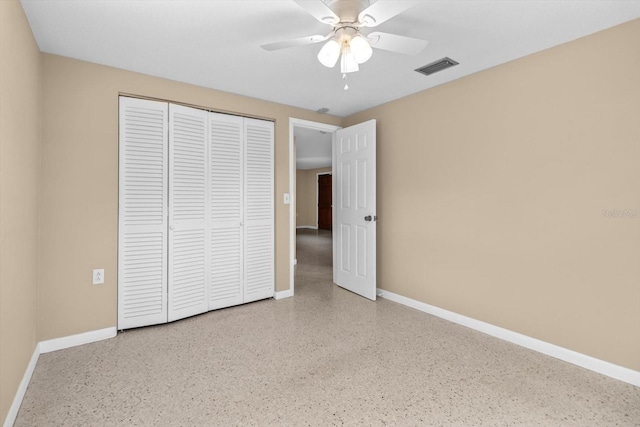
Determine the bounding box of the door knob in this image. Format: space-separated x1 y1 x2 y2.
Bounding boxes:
169 225 175 230
364 215 372 222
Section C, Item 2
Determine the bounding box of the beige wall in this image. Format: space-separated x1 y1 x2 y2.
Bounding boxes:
296 167 332 228
38 54 341 341
0 0 41 422
344 19 640 371
2 2 639 419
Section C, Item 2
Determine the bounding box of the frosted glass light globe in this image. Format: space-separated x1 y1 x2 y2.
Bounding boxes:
317 39 341 68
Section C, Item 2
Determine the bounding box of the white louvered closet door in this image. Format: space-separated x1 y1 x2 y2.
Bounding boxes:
167 104 209 322
119 98 275 330
209 113 244 310
118 97 169 329
243 118 274 302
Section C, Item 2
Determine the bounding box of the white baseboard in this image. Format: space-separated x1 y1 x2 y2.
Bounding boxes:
3 345 40 427
39 327 117 354
4 327 117 426
377 289 640 387
274 289 294 300
296 226 318 230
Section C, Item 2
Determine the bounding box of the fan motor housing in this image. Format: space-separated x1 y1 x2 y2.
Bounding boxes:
326 0 370 23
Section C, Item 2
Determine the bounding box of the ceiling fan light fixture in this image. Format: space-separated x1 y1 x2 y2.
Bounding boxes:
340 48 359 74
317 39 341 68
350 35 372 64
262 0 429 91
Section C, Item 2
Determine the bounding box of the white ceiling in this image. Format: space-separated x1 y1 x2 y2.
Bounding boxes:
20 1 640 117
295 127 333 169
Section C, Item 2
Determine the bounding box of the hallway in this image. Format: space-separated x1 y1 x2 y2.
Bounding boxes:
294 228 333 294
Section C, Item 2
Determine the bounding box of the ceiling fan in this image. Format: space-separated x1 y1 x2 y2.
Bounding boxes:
261 0 428 86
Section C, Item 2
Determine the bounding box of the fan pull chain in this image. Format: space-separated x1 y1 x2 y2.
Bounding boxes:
342 73 349 91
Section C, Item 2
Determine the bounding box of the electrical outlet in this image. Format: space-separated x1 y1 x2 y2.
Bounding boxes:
92 269 104 285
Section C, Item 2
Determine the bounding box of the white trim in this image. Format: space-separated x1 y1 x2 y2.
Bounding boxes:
274 289 294 300
289 118 341 299
4 327 117 427
3 345 40 427
39 327 117 354
296 225 318 230
332 132 337 284
377 289 640 387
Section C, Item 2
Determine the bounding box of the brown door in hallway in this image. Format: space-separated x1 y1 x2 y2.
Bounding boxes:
318 174 332 230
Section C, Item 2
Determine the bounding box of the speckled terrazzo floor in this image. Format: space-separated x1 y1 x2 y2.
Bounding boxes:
15 229 640 426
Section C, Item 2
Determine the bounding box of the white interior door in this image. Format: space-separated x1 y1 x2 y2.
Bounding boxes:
167 104 209 322
334 119 377 300
118 97 169 329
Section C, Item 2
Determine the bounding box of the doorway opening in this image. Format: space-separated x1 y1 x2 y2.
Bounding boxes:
288 119 341 296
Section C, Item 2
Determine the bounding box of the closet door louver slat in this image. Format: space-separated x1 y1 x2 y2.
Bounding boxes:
209 113 244 310
118 98 169 329
244 119 274 302
168 104 209 322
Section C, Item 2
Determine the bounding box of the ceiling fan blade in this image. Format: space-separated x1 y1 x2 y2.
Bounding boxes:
261 34 329 51
367 32 428 56
358 1 417 27
293 0 340 25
